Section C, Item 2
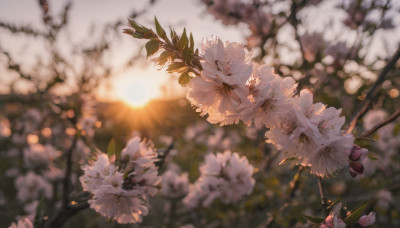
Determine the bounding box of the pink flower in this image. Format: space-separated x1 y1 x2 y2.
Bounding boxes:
320 214 346 228
358 212 376 227
350 145 368 161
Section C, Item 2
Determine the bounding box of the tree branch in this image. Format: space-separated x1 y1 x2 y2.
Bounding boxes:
44 201 90 228
318 177 329 216
265 166 304 227
360 105 400 138
347 45 400 133
62 134 78 204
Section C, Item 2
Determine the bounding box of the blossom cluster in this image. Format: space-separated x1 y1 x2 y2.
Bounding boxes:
80 137 161 224
187 37 365 177
183 121 241 152
160 164 189 198
183 150 255 208
8 217 33 228
319 211 375 228
201 0 322 48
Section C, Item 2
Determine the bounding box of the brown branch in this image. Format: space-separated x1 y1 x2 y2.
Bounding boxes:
360 106 400 138
318 177 329 216
62 134 78 204
155 141 175 169
44 201 90 228
265 166 304 227
347 45 400 133
0 21 48 37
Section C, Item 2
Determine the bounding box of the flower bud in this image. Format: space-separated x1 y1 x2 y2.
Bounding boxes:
350 145 368 161
358 212 376 227
350 161 364 174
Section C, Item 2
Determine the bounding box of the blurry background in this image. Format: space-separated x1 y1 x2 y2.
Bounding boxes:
1 0 400 227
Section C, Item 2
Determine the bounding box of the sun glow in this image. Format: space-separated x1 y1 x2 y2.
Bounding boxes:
120 83 151 108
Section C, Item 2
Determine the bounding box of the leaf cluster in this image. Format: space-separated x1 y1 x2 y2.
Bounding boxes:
124 17 202 85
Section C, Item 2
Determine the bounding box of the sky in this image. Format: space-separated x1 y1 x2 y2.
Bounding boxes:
1 0 399 106
0 0 245 106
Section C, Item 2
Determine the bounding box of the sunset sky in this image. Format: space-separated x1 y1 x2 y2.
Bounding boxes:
0 0 244 106
1 0 399 107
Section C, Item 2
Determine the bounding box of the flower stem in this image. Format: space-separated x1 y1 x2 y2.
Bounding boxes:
318 177 328 216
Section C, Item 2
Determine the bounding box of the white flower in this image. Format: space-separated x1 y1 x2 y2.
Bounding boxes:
358 212 376 227
23 143 58 168
207 128 225 149
161 167 189 198
120 137 158 172
186 38 252 126
313 107 345 140
8 217 33 228
308 134 354 177
319 214 346 228
80 137 161 224
265 89 353 177
186 76 244 125
80 153 112 192
239 63 297 127
183 182 205 208
15 172 53 202
183 151 254 208
265 100 319 164
89 187 149 224
183 122 208 141
201 38 252 86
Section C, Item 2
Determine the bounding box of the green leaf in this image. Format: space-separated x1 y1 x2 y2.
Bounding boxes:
327 198 342 211
128 19 148 34
145 39 160 58
367 154 378 160
170 27 178 45
393 122 400 136
182 47 193 64
107 138 116 158
131 31 145 39
303 214 325 224
189 32 194 51
154 17 167 39
178 28 188 50
122 29 134 36
157 51 171 66
343 199 376 224
166 62 186 72
34 197 44 227
179 72 191 85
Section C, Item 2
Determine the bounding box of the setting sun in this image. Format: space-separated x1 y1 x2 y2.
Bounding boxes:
110 69 164 108
120 83 149 107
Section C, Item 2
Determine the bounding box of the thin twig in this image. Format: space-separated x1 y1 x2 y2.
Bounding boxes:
360 106 400 138
265 166 304 228
155 141 175 169
44 201 90 228
347 45 400 133
318 177 329 216
63 134 78 204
